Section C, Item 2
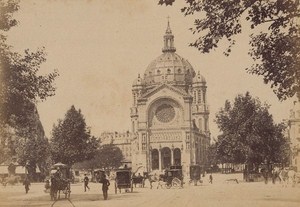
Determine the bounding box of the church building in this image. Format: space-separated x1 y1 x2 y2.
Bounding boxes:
130 21 210 176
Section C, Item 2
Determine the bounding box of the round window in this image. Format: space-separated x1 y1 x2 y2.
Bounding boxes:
155 104 175 123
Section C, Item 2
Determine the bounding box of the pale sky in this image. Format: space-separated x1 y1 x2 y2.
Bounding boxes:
5 0 296 139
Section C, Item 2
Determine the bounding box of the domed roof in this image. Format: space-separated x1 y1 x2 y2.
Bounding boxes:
132 74 144 86
143 21 196 86
193 71 206 84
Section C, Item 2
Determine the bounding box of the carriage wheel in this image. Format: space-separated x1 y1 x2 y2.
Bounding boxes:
165 183 171 189
172 178 181 188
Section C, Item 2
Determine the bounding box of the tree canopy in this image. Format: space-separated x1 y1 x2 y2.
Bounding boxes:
0 0 57 178
50 105 99 165
74 144 124 170
214 92 289 167
159 0 300 100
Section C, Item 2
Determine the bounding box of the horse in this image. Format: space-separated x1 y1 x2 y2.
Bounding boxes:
271 167 281 184
50 176 70 200
145 172 170 189
3 175 21 186
278 168 296 187
132 174 145 188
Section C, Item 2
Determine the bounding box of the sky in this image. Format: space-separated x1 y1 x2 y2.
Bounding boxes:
5 0 296 139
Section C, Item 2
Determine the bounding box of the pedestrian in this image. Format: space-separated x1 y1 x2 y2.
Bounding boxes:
23 177 31 194
84 174 90 192
209 174 213 184
102 174 110 200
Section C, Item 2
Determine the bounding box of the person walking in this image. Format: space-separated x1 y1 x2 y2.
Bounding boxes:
102 174 110 200
209 173 213 184
23 177 31 194
84 174 90 192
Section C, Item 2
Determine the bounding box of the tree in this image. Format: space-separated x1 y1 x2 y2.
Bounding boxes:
50 106 99 165
214 92 289 169
95 144 124 169
206 142 219 167
0 0 58 179
75 144 124 170
159 0 300 100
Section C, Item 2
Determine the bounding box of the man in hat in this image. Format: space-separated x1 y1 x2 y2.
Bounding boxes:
84 174 90 192
102 174 110 200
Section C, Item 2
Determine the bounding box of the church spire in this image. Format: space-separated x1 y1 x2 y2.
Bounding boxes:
162 17 176 53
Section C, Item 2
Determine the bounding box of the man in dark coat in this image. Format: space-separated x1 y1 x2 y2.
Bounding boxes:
209 174 213 184
102 174 110 200
23 177 31 194
84 174 90 192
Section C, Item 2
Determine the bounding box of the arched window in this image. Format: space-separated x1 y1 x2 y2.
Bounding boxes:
157 70 161 75
198 118 203 131
167 68 171 74
178 69 182 73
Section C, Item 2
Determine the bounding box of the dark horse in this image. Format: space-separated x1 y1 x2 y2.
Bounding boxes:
50 176 70 200
132 174 145 188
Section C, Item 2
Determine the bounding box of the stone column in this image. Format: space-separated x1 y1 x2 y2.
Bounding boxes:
171 147 174 165
159 148 162 171
149 147 152 171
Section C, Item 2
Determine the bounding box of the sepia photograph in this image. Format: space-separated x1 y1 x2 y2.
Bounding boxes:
0 0 299 206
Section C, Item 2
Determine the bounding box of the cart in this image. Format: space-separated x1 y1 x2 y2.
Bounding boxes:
49 162 72 200
164 165 183 189
94 169 106 183
114 169 133 193
189 165 202 186
132 173 145 188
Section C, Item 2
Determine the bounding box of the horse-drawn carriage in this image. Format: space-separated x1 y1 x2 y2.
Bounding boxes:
114 168 133 193
48 163 72 200
132 172 148 188
162 165 183 189
189 165 203 186
94 169 106 183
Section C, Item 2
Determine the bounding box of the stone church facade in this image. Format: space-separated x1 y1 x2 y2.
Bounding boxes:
130 22 210 176
288 100 300 172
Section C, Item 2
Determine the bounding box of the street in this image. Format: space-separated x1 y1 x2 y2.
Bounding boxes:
0 173 299 207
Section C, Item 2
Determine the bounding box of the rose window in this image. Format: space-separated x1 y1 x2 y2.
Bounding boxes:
155 104 175 123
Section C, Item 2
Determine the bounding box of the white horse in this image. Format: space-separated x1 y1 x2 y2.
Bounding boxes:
146 170 166 189
278 168 296 187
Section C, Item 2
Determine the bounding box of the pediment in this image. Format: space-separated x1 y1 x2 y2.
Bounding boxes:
140 84 190 99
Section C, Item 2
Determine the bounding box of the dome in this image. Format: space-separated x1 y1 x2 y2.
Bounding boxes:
193 71 206 84
144 52 196 86
132 74 144 86
143 21 195 86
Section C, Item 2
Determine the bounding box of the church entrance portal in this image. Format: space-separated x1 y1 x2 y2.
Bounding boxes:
161 147 171 169
151 149 159 170
174 148 181 165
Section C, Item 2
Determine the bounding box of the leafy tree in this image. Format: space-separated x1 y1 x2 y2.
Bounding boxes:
214 92 289 169
159 0 300 100
75 144 124 170
94 144 124 170
0 0 58 180
50 106 99 165
0 0 19 32
206 142 218 167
